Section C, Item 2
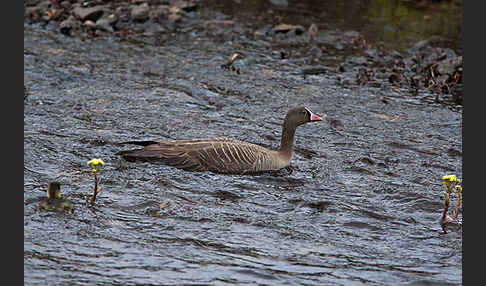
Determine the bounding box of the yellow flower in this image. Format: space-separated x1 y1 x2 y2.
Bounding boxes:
87 158 105 166
88 158 105 172
455 185 462 193
442 175 457 182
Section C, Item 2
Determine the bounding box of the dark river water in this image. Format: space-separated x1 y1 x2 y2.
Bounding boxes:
24 0 462 285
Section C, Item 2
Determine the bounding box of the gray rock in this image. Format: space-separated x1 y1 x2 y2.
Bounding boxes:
36 0 52 10
72 6 104 22
436 56 462 76
142 20 166 36
273 23 305 35
59 1 71 10
411 39 430 51
347 55 368 66
149 5 169 20
24 0 51 21
25 6 43 20
437 74 449 84
96 14 118 32
131 3 150 22
269 0 288 6
172 0 198 12
60 15 80 35
168 13 181 24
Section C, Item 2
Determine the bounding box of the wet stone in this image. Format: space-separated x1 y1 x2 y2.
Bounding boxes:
24 5 45 22
149 5 169 20
175 0 199 12
347 55 368 66
131 3 150 22
60 15 80 35
269 0 289 6
436 56 462 76
273 23 305 35
409 39 430 53
72 5 105 22
96 14 118 32
204 20 234 29
59 1 71 10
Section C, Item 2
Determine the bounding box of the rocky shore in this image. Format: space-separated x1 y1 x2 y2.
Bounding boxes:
24 0 462 105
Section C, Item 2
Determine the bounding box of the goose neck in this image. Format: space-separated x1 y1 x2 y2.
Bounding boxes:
279 121 296 157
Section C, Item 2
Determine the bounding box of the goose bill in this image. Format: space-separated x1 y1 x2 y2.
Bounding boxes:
310 113 323 121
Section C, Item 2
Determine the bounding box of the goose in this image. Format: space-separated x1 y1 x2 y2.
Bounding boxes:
37 181 74 214
117 106 324 174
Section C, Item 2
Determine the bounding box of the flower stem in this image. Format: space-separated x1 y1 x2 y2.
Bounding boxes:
441 192 450 225
440 182 452 233
452 190 462 220
90 172 98 205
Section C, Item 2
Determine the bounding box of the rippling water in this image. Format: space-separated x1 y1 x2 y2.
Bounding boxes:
25 1 462 284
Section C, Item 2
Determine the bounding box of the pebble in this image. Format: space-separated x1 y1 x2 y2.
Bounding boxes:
84 20 96 27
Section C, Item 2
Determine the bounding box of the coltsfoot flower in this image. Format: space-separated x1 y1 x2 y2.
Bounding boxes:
442 175 457 182
455 185 462 193
86 158 104 206
87 158 105 172
440 174 463 233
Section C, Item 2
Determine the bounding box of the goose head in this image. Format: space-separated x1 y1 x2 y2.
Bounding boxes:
46 181 62 199
284 106 323 128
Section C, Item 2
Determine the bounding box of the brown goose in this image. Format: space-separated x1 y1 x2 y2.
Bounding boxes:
118 106 324 174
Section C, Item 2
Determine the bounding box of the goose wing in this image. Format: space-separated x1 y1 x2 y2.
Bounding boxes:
119 138 281 174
